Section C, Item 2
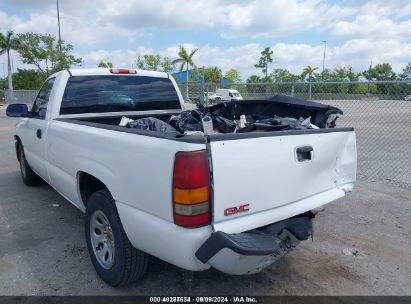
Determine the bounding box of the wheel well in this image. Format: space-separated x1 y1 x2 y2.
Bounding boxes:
78 172 108 207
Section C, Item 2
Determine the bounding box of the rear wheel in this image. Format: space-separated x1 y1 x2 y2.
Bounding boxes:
18 142 42 186
85 189 148 287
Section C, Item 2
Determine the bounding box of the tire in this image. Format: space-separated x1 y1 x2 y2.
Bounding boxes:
85 189 148 287
17 142 42 186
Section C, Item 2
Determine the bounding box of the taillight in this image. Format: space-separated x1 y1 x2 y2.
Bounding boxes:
173 150 211 228
109 68 137 74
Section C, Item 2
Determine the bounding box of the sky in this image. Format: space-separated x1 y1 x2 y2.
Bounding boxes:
0 0 410 79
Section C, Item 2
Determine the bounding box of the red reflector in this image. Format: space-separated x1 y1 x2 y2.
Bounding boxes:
172 150 211 228
174 213 210 228
109 68 137 74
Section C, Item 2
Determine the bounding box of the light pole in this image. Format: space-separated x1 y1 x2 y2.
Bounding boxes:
57 0 62 56
367 60 372 97
322 40 327 77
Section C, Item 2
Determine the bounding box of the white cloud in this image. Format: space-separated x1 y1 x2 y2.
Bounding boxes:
1 0 411 41
97 0 227 29
76 38 410 79
222 0 343 38
81 47 152 68
0 0 410 78
0 2 138 46
332 15 411 39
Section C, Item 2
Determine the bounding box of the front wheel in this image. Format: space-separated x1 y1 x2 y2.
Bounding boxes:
85 189 148 287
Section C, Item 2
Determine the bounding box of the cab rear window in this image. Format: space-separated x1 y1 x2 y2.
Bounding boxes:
60 75 181 114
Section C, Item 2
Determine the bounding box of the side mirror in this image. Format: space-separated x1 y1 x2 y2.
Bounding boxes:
6 104 29 117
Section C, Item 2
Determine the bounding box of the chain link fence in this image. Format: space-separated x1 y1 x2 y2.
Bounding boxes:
3 81 411 188
178 80 411 189
4 90 38 106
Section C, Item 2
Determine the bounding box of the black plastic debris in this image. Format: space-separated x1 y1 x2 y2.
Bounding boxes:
168 110 203 133
237 115 308 133
208 95 343 128
213 116 236 133
128 117 180 135
168 109 237 134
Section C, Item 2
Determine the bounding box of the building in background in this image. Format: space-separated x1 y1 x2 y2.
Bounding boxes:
171 69 230 87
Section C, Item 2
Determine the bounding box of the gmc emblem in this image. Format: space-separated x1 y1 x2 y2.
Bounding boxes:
224 204 250 216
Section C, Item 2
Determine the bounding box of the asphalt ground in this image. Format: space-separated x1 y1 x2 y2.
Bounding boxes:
0 104 410 295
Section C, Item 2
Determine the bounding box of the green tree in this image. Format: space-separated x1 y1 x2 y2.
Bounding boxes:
225 68 242 83
333 66 359 82
271 68 299 83
204 66 222 83
320 68 334 81
12 69 47 90
0 77 6 90
161 57 174 73
301 66 319 81
17 32 82 75
0 78 5 102
362 63 397 95
136 54 175 72
352 83 377 94
246 75 262 83
204 66 222 90
172 46 199 100
399 62 411 80
136 54 161 71
330 66 359 94
246 75 262 94
97 61 113 68
363 63 396 81
0 30 20 90
254 47 273 78
302 66 318 99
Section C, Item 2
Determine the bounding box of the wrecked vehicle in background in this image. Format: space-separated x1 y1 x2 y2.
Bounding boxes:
6 68 356 287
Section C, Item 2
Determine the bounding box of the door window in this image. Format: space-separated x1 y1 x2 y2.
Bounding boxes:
31 78 55 118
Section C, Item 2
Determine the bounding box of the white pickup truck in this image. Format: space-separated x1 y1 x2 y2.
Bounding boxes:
6 68 357 287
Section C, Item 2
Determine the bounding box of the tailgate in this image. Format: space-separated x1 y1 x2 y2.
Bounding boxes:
209 128 356 233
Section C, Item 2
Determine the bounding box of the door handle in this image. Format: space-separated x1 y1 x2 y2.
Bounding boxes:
296 146 313 162
36 129 42 139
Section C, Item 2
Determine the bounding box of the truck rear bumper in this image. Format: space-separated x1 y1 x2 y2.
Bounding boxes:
196 216 313 275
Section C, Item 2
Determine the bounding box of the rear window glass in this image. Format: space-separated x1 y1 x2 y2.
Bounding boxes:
60 75 181 114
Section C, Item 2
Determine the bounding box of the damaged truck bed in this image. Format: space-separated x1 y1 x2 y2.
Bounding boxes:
67 94 344 137
8 69 356 286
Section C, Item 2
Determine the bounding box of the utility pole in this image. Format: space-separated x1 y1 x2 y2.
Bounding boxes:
57 0 62 56
322 40 327 77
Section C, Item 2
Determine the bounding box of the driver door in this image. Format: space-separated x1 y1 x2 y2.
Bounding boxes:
23 78 56 183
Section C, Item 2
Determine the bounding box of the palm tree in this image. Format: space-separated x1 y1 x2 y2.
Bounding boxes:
204 66 222 91
302 66 318 99
0 31 20 91
172 46 198 100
